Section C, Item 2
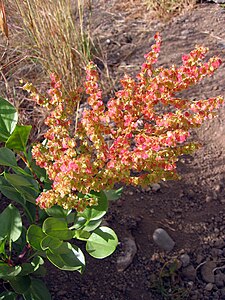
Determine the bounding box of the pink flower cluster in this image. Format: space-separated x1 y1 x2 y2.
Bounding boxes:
24 33 224 210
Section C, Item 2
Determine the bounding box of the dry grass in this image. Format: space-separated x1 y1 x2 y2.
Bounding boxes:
12 0 96 93
144 0 197 20
0 0 101 141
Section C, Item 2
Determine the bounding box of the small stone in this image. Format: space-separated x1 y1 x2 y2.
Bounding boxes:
214 240 225 248
201 261 217 283
117 237 137 272
151 183 160 192
153 228 175 251
182 265 197 281
205 283 214 291
106 39 111 44
211 248 223 257
215 271 225 288
180 254 190 267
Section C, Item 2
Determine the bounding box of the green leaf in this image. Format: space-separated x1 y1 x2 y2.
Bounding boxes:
41 236 63 251
86 226 118 259
78 191 108 221
46 242 85 272
0 97 18 142
74 229 91 241
4 173 39 203
26 225 46 251
0 176 26 206
20 256 44 276
9 276 31 294
0 264 22 280
0 148 17 167
23 278 51 300
83 218 103 232
0 204 22 242
0 239 6 255
0 291 17 300
45 205 69 219
42 217 73 240
104 187 123 201
6 125 32 152
32 265 46 277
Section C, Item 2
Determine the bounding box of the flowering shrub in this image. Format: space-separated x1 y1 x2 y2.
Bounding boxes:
24 33 224 211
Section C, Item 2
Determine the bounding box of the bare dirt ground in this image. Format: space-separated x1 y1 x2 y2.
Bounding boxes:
1 1 225 299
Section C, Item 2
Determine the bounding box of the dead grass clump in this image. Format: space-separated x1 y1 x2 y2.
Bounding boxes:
144 0 197 21
13 0 96 93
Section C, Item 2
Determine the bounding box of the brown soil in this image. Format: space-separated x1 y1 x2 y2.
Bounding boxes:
3 1 225 300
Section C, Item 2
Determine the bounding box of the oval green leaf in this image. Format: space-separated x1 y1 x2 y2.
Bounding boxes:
42 217 73 240
6 125 32 152
41 235 63 251
0 264 22 280
46 242 85 272
78 191 108 221
0 97 18 142
0 148 17 167
26 224 46 251
86 226 118 259
9 276 31 294
23 278 51 300
0 204 22 242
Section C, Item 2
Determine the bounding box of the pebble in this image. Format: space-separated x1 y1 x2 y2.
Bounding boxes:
201 261 217 283
152 228 175 251
215 271 224 288
180 253 190 267
151 183 161 192
205 282 214 291
116 237 137 272
182 265 197 281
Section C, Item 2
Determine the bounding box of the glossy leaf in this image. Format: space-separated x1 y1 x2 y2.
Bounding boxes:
9 276 31 294
86 226 118 259
0 264 22 280
0 204 22 242
26 225 46 251
42 217 73 240
4 173 39 203
41 235 63 251
0 176 26 206
20 256 44 276
46 242 85 272
0 239 6 255
83 218 102 232
0 148 17 167
0 291 17 300
23 278 51 300
0 97 18 142
45 205 69 219
78 191 108 221
6 125 32 152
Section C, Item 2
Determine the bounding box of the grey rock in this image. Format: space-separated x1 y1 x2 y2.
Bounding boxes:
153 228 175 251
180 254 190 267
201 261 217 283
151 183 160 192
205 283 214 291
182 265 197 281
215 271 225 288
211 248 223 257
117 237 137 272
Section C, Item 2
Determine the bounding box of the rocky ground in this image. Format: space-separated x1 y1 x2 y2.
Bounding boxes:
43 2 225 300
